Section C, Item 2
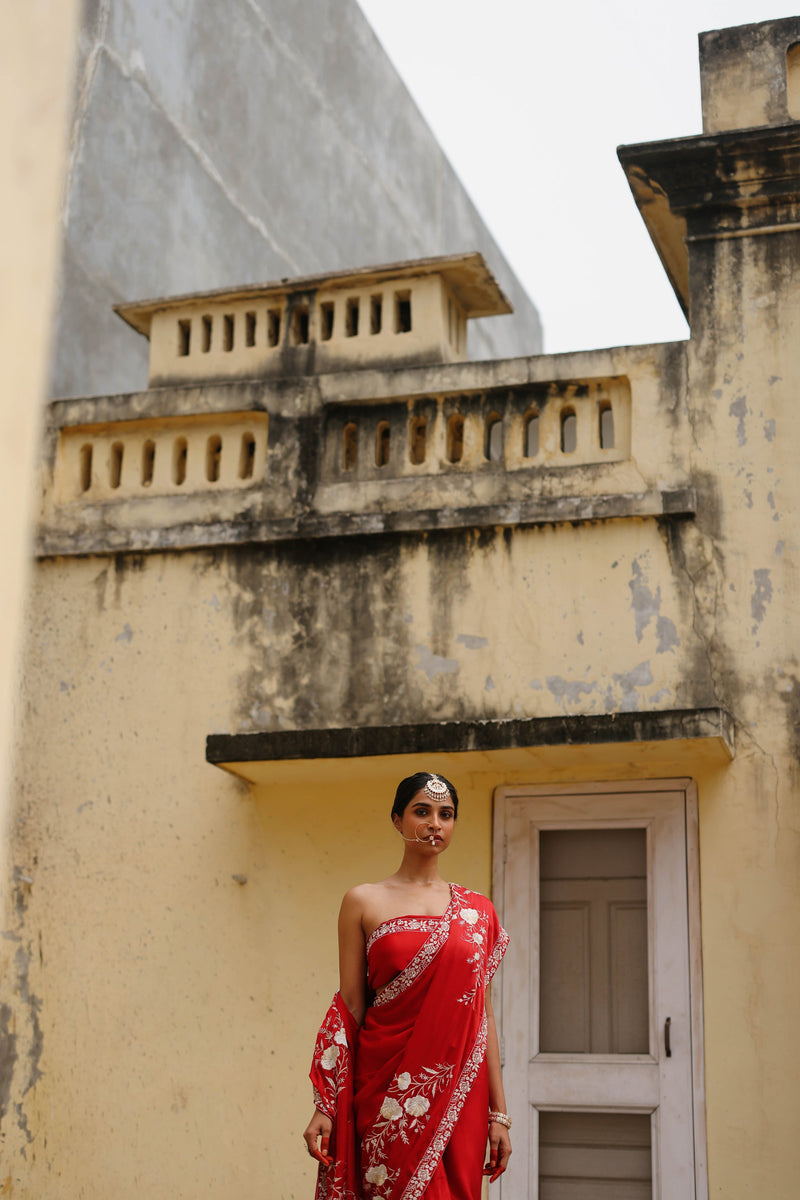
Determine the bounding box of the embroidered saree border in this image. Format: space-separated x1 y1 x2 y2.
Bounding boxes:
372 887 460 1009
397 1013 489 1200
365 916 442 955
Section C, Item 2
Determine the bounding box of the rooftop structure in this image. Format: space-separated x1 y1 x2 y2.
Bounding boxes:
114 253 512 388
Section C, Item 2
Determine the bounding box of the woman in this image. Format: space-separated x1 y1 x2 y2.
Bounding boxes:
303 771 512 1200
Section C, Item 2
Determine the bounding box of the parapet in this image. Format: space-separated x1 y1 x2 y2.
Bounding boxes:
700 15 800 133
114 253 512 388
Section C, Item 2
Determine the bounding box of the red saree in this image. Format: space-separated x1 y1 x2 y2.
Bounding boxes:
310 885 508 1200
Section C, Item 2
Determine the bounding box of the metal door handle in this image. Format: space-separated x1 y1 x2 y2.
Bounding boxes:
665 1016 672 1058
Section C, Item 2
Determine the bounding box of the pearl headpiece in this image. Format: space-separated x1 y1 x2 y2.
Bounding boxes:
423 775 450 802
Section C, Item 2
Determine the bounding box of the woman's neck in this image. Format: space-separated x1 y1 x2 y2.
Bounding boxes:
394 849 445 887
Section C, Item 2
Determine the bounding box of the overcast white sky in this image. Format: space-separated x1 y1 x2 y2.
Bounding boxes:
357 1 800 354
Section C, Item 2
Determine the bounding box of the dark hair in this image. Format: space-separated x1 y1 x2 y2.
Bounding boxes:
391 772 459 820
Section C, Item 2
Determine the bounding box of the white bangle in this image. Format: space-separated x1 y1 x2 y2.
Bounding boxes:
488 1111 512 1129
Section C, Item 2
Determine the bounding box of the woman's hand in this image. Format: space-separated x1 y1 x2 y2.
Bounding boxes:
303 1108 333 1166
484 1122 512 1182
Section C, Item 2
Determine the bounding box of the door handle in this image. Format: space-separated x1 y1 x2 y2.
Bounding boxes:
665 1016 672 1058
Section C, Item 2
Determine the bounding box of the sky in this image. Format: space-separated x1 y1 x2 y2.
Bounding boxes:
357 1 800 354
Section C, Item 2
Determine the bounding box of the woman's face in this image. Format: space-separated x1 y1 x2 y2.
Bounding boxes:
393 788 456 852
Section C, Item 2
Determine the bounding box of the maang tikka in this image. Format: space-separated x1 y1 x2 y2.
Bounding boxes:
423 776 450 802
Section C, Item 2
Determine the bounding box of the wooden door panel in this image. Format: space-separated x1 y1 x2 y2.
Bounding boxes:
498 785 701 1200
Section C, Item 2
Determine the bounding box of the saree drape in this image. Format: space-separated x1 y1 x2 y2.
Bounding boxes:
310 885 509 1200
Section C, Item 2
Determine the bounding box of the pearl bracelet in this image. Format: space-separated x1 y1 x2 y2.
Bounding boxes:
488 1111 512 1129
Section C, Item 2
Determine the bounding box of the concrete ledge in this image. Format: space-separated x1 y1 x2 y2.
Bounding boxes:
207 707 735 767
36 488 696 558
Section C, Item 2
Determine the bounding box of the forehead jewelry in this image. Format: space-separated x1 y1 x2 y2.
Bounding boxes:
424 776 450 802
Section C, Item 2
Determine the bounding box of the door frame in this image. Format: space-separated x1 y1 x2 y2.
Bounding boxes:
492 777 708 1200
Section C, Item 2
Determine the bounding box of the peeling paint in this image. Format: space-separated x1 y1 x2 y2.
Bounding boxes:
115 622 133 642
656 615 680 654
729 394 748 446
612 660 654 712
750 568 773 629
764 418 776 441
413 645 459 680
628 559 661 642
546 675 597 709
456 633 488 649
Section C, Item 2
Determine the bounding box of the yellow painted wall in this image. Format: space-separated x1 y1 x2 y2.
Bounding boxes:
8 392 800 1199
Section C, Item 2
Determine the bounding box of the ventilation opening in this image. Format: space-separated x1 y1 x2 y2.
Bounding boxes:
239 432 256 480
485 414 503 462
561 410 577 454
206 434 222 482
178 319 191 357
409 415 427 465
291 306 310 345
446 414 464 464
376 421 390 467
245 312 256 347
599 404 615 449
370 294 383 334
267 308 281 348
395 290 412 333
447 298 456 347
320 302 334 341
173 437 188 485
79 443 93 493
223 314 234 352
346 298 360 337
343 422 358 470
109 441 124 489
788 42 800 120
141 439 155 487
524 411 539 458
202 315 212 353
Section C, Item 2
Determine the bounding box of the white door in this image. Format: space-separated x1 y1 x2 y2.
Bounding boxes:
495 781 706 1200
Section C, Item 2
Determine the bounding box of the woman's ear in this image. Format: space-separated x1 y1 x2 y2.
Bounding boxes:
392 812 402 832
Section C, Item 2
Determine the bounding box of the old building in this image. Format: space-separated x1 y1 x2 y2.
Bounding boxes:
2 12 799 1200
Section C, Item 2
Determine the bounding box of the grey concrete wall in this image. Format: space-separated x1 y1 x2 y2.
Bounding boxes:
53 0 542 400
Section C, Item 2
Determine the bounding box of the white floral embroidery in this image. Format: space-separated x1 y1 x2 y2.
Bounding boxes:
473 931 483 945
404 1095 430 1117
365 1165 388 1187
396 1071 412 1091
333 1028 348 1046
363 1063 455 1166
366 916 443 954
380 1097 403 1121
398 1016 489 1200
320 1045 339 1071
459 907 479 925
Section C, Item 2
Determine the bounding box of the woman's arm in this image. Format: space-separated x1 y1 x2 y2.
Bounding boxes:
304 890 368 1166
484 989 512 1182
338 887 369 1026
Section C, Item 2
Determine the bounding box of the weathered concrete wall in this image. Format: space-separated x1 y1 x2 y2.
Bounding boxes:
52 0 542 400
8 505 714 1196
681 225 800 1199
6 14 800 1200
0 2 81 1183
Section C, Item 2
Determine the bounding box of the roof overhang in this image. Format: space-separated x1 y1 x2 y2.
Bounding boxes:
114 252 513 338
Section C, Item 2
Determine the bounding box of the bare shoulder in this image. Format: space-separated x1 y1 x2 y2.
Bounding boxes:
340 882 384 918
340 880 396 930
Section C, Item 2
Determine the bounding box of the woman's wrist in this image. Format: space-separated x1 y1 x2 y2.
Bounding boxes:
488 1110 512 1129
